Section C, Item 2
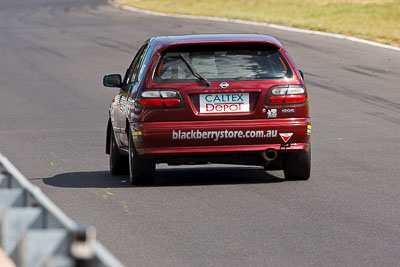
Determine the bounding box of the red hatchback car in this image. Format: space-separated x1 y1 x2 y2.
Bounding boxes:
104 34 311 185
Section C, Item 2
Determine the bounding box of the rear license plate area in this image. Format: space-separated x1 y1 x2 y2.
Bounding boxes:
199 93 250 113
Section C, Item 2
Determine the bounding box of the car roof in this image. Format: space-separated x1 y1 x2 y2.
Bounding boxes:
150 34 284 51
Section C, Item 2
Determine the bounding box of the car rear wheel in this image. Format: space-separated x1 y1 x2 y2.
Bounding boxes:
283 145 311 181
128 130 155 185
109 129 128 175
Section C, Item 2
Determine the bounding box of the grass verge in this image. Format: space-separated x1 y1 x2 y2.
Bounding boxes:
119 0 400 47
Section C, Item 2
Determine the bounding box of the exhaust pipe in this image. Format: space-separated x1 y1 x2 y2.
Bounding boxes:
262 149 278 161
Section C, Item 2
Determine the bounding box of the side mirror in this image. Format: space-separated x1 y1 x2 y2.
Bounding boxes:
103 74 122 87
298 70 305 81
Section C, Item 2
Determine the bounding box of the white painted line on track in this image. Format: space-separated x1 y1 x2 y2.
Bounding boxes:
108 0 400 52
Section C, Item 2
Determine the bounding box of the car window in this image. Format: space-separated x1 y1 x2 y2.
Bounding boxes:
127 45 154 99
123 44 148 85
153 44 292 82
128 44 149 84
136 45 153 83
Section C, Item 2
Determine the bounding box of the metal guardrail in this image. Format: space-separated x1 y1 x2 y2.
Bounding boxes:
0 154 125 267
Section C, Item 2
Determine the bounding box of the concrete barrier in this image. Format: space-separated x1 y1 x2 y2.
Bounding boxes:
0 153 124 267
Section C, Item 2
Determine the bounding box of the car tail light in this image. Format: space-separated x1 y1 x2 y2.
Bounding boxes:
267 85 307 105
284 94 307 103
139 90 182 108
163 99 181 107
269 96 285 104
139 98 164 106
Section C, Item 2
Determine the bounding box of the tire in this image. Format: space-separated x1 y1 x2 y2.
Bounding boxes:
283 145 311 181
109 129 128 175
128 129 155 185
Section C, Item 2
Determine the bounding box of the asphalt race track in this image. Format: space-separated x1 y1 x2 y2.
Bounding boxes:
1 0 400 266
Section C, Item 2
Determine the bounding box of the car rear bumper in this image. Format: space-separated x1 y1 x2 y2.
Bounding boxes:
132 118 311 156
140 143 309 156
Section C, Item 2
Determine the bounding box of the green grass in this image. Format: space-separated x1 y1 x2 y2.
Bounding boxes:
120 0 400 47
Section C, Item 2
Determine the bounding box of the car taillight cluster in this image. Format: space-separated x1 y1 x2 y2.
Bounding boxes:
268 85 307 105
139 90 182 108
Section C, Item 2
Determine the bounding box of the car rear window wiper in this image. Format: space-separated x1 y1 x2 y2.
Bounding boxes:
179 53 211 87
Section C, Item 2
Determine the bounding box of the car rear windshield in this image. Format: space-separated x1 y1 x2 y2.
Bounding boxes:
153 43 293 83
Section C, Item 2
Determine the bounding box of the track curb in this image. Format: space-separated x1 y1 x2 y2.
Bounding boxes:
108 0 400 52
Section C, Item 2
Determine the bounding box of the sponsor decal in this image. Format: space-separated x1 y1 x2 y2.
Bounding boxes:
172 129 277 142
267 109 277 118
279 133 293 143
132 130 142 140
200 93 249 113
282 108 295 113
